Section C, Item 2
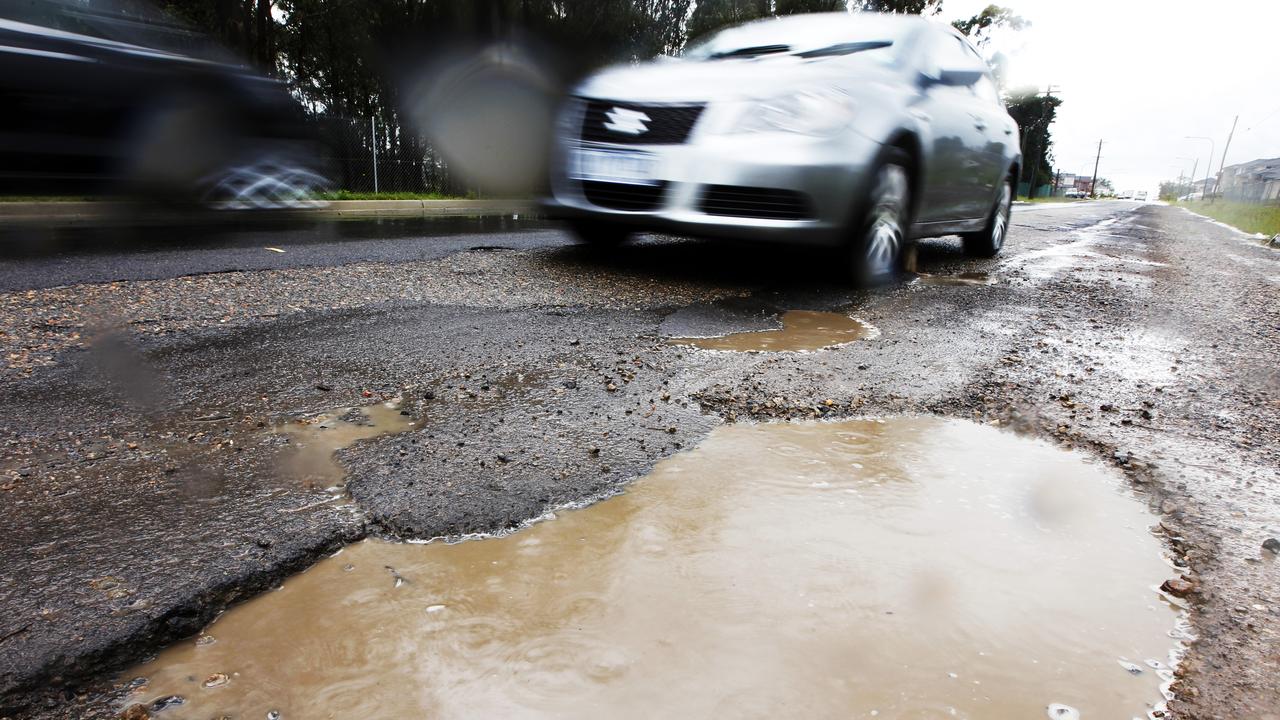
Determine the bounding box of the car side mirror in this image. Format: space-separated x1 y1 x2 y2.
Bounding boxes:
935 68 984 87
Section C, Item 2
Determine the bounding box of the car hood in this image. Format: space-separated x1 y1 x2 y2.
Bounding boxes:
574 56 903 103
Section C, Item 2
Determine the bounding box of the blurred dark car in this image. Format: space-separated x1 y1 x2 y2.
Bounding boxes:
0 0 327 207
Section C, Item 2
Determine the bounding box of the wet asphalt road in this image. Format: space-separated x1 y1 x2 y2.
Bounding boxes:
1 200 1278 718
0 214 563 291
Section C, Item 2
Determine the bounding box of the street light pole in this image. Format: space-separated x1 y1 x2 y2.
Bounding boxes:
1185 135 1215 199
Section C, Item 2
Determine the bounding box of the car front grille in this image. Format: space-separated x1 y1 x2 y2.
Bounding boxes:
579 100 705 145
582 180 667 211
699 185 814 221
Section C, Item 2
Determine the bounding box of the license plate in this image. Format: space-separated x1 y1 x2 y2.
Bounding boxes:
568 148 658 186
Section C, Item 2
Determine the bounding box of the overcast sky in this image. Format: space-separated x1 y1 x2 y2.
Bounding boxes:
939 0 1280 194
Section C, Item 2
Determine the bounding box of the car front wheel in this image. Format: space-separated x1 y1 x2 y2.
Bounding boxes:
849 153 912 286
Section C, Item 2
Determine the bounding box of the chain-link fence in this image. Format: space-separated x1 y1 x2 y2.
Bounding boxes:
315 116 467 196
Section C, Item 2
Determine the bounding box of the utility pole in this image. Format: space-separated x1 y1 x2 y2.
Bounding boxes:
1089 139 1103 198
1215 114 1239 201
371 116 379 194
1054 169 1061 196
1185 136 1214 200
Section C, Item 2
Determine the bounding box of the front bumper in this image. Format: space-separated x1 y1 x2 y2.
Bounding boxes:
544 129 884 246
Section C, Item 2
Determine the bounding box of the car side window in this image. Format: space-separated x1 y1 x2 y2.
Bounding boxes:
973 74 1001 105
926 33 971 76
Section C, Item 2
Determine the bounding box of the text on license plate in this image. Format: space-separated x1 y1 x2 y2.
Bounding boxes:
568 148 658 186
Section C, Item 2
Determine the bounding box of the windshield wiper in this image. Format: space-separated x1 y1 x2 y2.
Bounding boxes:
707 44 791 60
795 40 893 59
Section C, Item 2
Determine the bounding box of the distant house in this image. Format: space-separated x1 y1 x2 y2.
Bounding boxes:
1217 158 1280 204
1054 173 1093 194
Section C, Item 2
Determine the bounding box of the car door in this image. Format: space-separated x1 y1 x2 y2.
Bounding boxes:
964 47 1014 202
913 32 992 223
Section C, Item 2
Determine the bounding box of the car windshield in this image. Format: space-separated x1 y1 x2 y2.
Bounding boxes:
683 13 907 63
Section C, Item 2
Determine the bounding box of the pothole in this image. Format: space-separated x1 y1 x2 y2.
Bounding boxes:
916 271 995 286
270 399 419 488
670 310 877 352
121 417 1180 719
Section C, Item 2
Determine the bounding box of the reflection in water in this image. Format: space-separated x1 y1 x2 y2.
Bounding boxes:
124 418 1177 719
670 310 877 352
271 400 418 487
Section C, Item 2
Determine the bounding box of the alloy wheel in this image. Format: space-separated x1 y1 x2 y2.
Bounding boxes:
863 163 909 282
992 182 1011 251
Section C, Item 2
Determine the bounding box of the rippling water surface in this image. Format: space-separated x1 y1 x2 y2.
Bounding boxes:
123 417 1179 719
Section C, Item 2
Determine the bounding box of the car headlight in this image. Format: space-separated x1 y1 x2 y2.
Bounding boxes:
730 87 857 136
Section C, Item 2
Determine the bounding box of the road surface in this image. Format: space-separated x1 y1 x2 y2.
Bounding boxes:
1 201 1277 718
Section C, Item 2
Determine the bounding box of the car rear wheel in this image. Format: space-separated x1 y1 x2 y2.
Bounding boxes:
963 178 1012 257
566 219 632 246
849 153 912 286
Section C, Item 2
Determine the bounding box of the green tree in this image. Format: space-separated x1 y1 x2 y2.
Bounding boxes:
951 4 1027 47
1004 87 1062 193
687 0 771 43
854 0 941 13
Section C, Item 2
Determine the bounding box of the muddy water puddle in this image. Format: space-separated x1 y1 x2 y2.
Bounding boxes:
271 399 418 487
125 417 1178 719
916 271 995 286
670 310 876 352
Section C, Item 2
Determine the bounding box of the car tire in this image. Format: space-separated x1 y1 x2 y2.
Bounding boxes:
962 177 1012 258
566 219 632 246
848 149 912 286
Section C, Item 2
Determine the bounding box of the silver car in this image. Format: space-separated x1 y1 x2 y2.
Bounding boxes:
542 12 1020 284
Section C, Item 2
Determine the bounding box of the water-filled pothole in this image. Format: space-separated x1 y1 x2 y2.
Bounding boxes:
123 417 1178 718
670 310 876 352
271 399 418 487
916 271 995 286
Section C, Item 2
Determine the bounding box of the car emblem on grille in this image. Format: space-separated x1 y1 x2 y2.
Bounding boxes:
603 107 651 135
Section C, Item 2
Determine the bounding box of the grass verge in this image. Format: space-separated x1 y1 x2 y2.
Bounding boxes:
1175 201 1280 236
315 191 474 201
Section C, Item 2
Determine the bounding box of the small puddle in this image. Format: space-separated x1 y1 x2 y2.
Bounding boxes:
271 399 418 487
124 417 1179 719
670 310 876 352
916 271 995 286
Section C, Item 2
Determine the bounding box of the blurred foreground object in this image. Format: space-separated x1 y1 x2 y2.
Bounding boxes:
542 12 1022 286
0 0 328 208
401 37 563 196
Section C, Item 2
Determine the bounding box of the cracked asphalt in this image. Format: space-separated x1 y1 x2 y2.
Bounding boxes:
1 200 1277 718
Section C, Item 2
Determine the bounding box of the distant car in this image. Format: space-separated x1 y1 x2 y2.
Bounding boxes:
543 12 1022 284
1064 189 1087 199
0 0 327 207
1135 191 1148 201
